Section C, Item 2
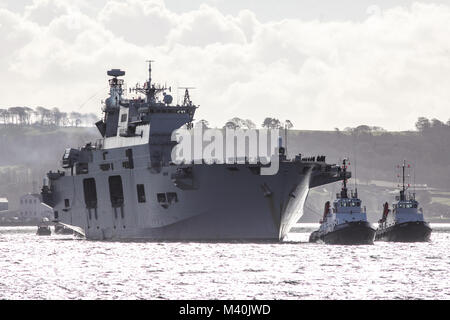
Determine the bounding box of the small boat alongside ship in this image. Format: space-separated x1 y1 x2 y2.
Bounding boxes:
375 161 432 242
309 159 375 245
36 218 51 236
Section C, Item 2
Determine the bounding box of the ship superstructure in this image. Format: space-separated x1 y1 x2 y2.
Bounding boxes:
375 161 431 242
309 159 375 244
42 64 348 240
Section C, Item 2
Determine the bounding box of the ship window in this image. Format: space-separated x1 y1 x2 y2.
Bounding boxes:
64 199 70 208
122 161 131 169
100 163 111 171
137 184 146 203
76 163 89 175
157 193 166 203
167 192 178 204
83 178 97 209
121 114 127 122
109 176 124 207
125 149 134 169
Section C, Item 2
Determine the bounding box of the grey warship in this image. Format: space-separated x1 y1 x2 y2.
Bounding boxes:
41 64 349 240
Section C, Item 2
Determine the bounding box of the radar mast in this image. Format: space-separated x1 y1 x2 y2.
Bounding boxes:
130 60 169 104
179 87 195 106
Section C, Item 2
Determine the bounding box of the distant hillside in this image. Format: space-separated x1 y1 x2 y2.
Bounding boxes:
0 125 99 209
0 123 449 221
286 126 450 222
287 128 450 189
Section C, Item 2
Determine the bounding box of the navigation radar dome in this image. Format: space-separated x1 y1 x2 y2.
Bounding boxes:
107 69 125 77
163 93 173 105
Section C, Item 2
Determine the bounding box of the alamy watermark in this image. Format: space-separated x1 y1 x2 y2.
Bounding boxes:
171 125 283 175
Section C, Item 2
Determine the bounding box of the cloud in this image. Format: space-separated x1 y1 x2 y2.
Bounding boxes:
0 8 35 59
24 0 72 26
98 0 175 46
166 4 247 47
0 1 449 131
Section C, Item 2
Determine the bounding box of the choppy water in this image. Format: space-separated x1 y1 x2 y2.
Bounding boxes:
0 224 449 299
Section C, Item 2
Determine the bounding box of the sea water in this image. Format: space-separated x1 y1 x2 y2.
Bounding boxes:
0 224 449 299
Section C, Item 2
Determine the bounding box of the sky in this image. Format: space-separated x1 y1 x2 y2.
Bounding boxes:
0 0 449 130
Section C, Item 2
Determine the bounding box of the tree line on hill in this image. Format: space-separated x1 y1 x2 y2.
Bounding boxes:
201 115 450 133
339 117 450 134
1 108 295 130
196 117 294 130
195 116 449 133
0 106 98 127
2 104 449 134
414 117 450 132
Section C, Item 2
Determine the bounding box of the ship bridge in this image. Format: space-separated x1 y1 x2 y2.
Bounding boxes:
94 63 197 157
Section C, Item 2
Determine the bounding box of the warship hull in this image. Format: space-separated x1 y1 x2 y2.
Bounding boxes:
48 157 345 241
54 224 74 235
309 221 375 245
375 221 432 242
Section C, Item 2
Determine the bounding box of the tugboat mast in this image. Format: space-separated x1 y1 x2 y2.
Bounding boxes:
354 157 358 199
402 160 406 190
340 159 348 198
400 160 407 201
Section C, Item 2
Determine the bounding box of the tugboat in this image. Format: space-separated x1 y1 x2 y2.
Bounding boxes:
36 218 51 236
375 161 432 242
309 159 375 245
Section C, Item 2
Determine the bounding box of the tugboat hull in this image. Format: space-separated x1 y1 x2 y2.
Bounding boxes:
375 221 432 242
309 221 375 245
